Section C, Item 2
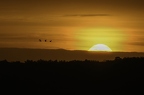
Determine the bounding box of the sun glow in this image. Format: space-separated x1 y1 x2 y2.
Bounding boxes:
75 27 126 51
89 44 112 52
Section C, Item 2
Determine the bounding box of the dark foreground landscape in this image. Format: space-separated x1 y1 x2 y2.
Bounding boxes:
0 57 144 94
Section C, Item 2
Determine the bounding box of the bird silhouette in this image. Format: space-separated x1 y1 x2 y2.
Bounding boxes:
39 39 42 42
45 40 47 42
50 40 52 42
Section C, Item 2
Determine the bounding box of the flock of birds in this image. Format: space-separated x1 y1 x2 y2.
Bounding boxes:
39 39 52 42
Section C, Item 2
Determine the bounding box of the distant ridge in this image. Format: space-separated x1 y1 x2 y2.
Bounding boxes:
0 48 144 62
0 48 143 53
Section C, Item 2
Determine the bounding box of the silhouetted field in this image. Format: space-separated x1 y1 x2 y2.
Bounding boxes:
0 57 144 94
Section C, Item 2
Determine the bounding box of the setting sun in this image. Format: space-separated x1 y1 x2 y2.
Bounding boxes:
75 27 125 51
89 44 112 52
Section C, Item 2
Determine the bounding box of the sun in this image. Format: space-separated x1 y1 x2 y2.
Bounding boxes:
88 44 112 52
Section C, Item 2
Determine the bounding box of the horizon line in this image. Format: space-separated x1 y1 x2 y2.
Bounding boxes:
0 47 143 53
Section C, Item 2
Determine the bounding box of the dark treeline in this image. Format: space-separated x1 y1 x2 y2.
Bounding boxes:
0 57 144 94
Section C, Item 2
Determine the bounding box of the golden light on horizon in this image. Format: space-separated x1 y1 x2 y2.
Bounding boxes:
75 27 126 51
88 44 112 52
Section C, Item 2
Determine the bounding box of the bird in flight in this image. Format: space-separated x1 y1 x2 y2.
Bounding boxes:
39 39 42 42
39 39 52 42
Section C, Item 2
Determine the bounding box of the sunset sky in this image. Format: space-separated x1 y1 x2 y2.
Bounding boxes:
0 0 144 52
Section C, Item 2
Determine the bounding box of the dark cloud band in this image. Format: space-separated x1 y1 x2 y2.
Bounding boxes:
63 14 110 17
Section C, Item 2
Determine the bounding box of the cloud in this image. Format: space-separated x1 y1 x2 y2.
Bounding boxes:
63 14 110 17
127 42 144 46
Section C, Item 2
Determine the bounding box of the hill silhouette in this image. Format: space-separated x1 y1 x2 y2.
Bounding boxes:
0 48 144 62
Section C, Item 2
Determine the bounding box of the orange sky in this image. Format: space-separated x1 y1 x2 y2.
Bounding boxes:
0 0 144 52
